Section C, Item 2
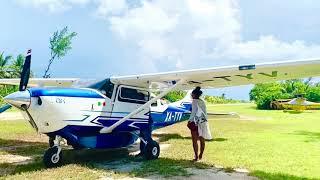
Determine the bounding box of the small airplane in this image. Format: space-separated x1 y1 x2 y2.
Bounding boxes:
281 95 320 111
1 49 320 168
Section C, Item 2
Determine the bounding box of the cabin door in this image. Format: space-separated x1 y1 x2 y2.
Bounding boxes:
111 85 150 126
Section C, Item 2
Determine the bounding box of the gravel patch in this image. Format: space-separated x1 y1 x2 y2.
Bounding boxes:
0 112 23 121
0 154 33 165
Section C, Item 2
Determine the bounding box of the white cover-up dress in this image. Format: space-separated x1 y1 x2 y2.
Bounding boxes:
189 99 212 140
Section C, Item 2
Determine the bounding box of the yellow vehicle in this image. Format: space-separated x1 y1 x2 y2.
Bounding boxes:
281 97 320 111
270 99 291 110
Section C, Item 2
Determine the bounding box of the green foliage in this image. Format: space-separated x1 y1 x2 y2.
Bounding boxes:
305 86 320 102
0 52 26 79
164 90 241 104
164 90 186 102
0 52 13 78
0 85 18 105
250 79 320 109
0 52 27 105
204 95 241 104
43 26 77 78
12 54 25 71
9 54 26 78
0 52 12 67
250 82 286 109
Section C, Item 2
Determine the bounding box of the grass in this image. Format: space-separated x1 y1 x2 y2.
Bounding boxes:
0 103 320 179
158 103 320 179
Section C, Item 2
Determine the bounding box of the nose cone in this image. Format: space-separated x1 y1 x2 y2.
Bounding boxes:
4 91 31 109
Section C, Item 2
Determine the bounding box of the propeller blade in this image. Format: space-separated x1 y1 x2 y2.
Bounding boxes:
19 49 31 91
0 104 12 113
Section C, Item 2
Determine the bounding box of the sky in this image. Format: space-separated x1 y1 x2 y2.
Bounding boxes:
1 0 320 100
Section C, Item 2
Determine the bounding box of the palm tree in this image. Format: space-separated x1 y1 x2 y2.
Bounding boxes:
0 52 13 78
10 54 25 78
12 54 24 70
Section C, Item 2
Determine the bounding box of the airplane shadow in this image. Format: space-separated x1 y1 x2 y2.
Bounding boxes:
0 137 210 178
0 138 138 176
0 134 224 178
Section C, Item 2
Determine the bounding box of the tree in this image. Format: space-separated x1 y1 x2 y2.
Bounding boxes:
9 54 25 78
0 52 13 78
12 54 25 70
0 52 22 105
43 26 77 78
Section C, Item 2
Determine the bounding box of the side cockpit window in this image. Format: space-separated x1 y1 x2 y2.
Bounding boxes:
88 79 114 98
119 87 149 104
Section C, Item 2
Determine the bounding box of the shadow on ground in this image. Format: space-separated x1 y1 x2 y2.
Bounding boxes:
292 131 320 142
0 134 315 179
0 137 211 178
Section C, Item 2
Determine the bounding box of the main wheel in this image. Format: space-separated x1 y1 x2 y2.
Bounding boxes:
143 140 160 160
43 146 62 168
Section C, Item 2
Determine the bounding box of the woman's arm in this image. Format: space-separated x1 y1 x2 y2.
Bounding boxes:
188 100 198 122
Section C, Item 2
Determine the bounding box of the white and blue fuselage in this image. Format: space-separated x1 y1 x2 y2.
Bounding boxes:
15 79 191 149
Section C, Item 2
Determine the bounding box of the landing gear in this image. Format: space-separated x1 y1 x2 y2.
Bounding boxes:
136 134 159 160
43 146 62 168
43 136 63 168
143 140 160 160
49 136 55 147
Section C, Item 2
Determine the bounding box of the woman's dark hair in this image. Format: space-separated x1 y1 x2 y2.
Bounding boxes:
192 86 202 99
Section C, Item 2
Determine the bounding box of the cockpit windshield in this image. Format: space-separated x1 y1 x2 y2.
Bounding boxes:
88 79 114 98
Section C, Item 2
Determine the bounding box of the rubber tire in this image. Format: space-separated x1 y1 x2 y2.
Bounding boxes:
43 146 62 168
49 137 55 147
143 140 160 160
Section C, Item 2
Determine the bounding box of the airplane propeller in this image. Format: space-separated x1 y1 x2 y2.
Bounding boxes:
0 49 32 113
19 49 31 91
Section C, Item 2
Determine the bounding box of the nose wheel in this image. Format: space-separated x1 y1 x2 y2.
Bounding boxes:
44 135 63 168
143 140 160 160
43 146 62 168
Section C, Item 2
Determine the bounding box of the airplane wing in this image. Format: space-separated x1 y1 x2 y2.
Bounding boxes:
110 58 320 89
0 78 79 87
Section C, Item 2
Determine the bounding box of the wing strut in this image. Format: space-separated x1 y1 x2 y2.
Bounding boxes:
100 79 184 134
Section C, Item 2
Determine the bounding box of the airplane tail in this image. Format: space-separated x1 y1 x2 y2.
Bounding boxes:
169 90 193 111
168 91 240 118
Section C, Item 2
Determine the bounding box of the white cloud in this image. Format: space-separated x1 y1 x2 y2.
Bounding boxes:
16 0 320 71
98 0 320 71
96 0 128 17
16 0 91 13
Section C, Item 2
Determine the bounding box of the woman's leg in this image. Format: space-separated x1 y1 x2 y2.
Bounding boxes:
191 130 199 160
199 136 205 160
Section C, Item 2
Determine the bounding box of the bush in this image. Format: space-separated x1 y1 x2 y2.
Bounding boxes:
0 85 17 105
164 90 186 102
306 86 320 102
164 90 242 104
250 83 284 109
204 95 241 104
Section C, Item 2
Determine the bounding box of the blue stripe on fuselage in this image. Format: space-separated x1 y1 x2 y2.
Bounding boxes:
29 88 103 98
151 105 191 129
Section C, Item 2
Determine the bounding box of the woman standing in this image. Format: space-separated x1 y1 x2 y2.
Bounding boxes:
187 87 212 161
